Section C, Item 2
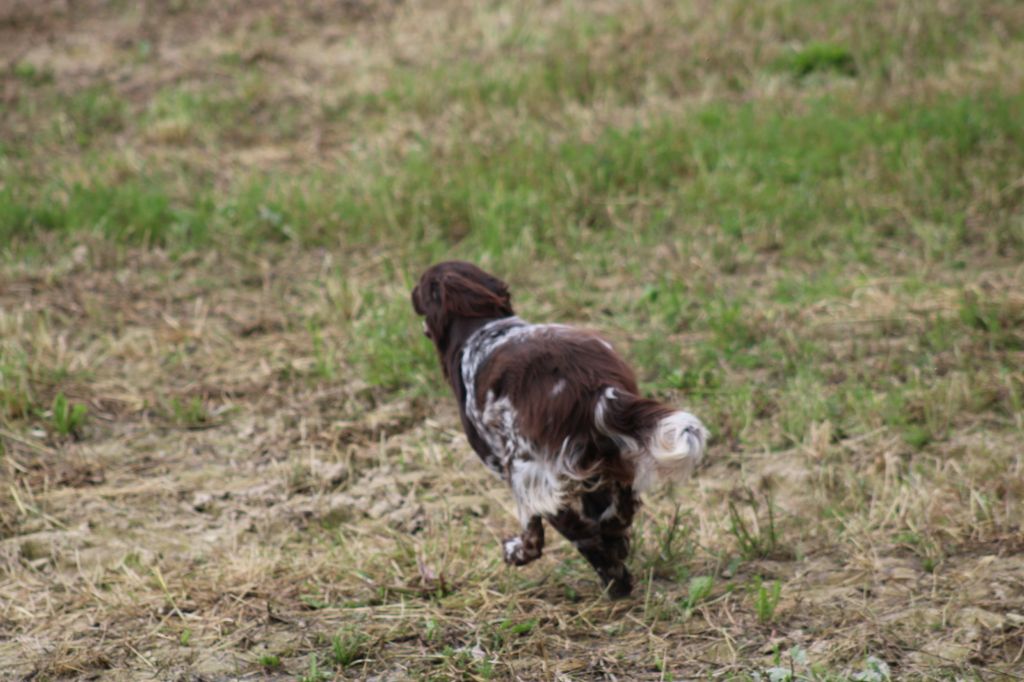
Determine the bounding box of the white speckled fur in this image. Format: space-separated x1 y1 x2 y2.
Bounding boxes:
460 316 709 519
509 459 564 520
460 318 572 522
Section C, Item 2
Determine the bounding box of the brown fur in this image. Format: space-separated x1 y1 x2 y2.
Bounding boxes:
413 261 700 598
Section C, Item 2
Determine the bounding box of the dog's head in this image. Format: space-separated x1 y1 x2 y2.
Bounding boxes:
412 261 513 349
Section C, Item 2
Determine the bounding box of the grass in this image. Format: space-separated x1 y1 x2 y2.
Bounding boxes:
0 0 1022 679
330 627 368 667
751 577 783 624
777 42 858 78
49 392 87 439
167 396 210 429
728 488 782 560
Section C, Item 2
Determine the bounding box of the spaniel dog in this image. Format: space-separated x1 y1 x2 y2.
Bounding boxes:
412 261 709 597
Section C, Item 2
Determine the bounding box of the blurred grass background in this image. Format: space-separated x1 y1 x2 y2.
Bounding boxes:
3 1 1022 433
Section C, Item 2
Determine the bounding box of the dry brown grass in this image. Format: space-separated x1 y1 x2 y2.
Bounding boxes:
2 250 1022 680
2 1 1023 680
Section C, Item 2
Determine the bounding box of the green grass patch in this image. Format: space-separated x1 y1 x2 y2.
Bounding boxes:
5 91 1023 264
777 42 857 78
57 84 127 147
13 61 55 87
50 392 87 439
0 180 212 248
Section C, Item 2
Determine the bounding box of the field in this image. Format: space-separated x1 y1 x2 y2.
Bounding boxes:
1 0 1023 679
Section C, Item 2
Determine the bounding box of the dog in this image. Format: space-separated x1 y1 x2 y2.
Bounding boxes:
412 261 709 597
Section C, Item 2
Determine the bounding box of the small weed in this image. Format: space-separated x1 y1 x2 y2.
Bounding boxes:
51 392 87 438
654 655 675 681
894 530 943 572
727 488 781 560
179 628 191 646
881 386 954 451
331 627 368 667
678 575 714 617
308 322 337 380
779 42 857 78
901 424 932 450
779 372 831 445
258 654 281 669
960 292 1024 351
0 366 34 422
751 577 782 624
424 618 440 642
499 618 538 637
852 656 892 681
685 575 714 607
13 62 54 86
437 645 485 678
475 658 496 679
640 504 696 579
169 397 209 428
299 593 330 610
299 653 330 682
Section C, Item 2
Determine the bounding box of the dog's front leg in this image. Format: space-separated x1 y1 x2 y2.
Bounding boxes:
503 514 544 566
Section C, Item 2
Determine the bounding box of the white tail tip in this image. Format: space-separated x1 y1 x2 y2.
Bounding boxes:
633 411 708 490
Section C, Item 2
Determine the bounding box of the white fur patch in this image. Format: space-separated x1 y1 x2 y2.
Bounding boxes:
458 317 705 518
460 317 575 476
503 536 524 562
593 389 639 454
594 388 709 492
509 459 564 520
639 411 709 491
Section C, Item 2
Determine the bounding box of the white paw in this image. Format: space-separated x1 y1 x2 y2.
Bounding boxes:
503 536 524 564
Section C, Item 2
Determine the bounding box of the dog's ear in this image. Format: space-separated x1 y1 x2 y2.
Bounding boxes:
414 262 513 348
438 268 512 320
411 284 424 315
411 279 441 317
422 276 449 344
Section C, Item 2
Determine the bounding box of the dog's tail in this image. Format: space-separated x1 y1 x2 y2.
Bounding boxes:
594 387 709 491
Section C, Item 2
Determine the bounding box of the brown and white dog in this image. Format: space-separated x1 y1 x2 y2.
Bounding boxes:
412 261 709 597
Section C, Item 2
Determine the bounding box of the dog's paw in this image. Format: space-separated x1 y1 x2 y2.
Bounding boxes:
502 536 527 565
599 566 633 599
502 536 542 566
605 574 633 599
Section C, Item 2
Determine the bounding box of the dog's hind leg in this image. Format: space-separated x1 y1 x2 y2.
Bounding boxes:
547 484 637 598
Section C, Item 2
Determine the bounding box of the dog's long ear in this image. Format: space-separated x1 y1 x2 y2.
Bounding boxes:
416 263 514 350
439 268 512 320
411 283 425 315
423 276 447 343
